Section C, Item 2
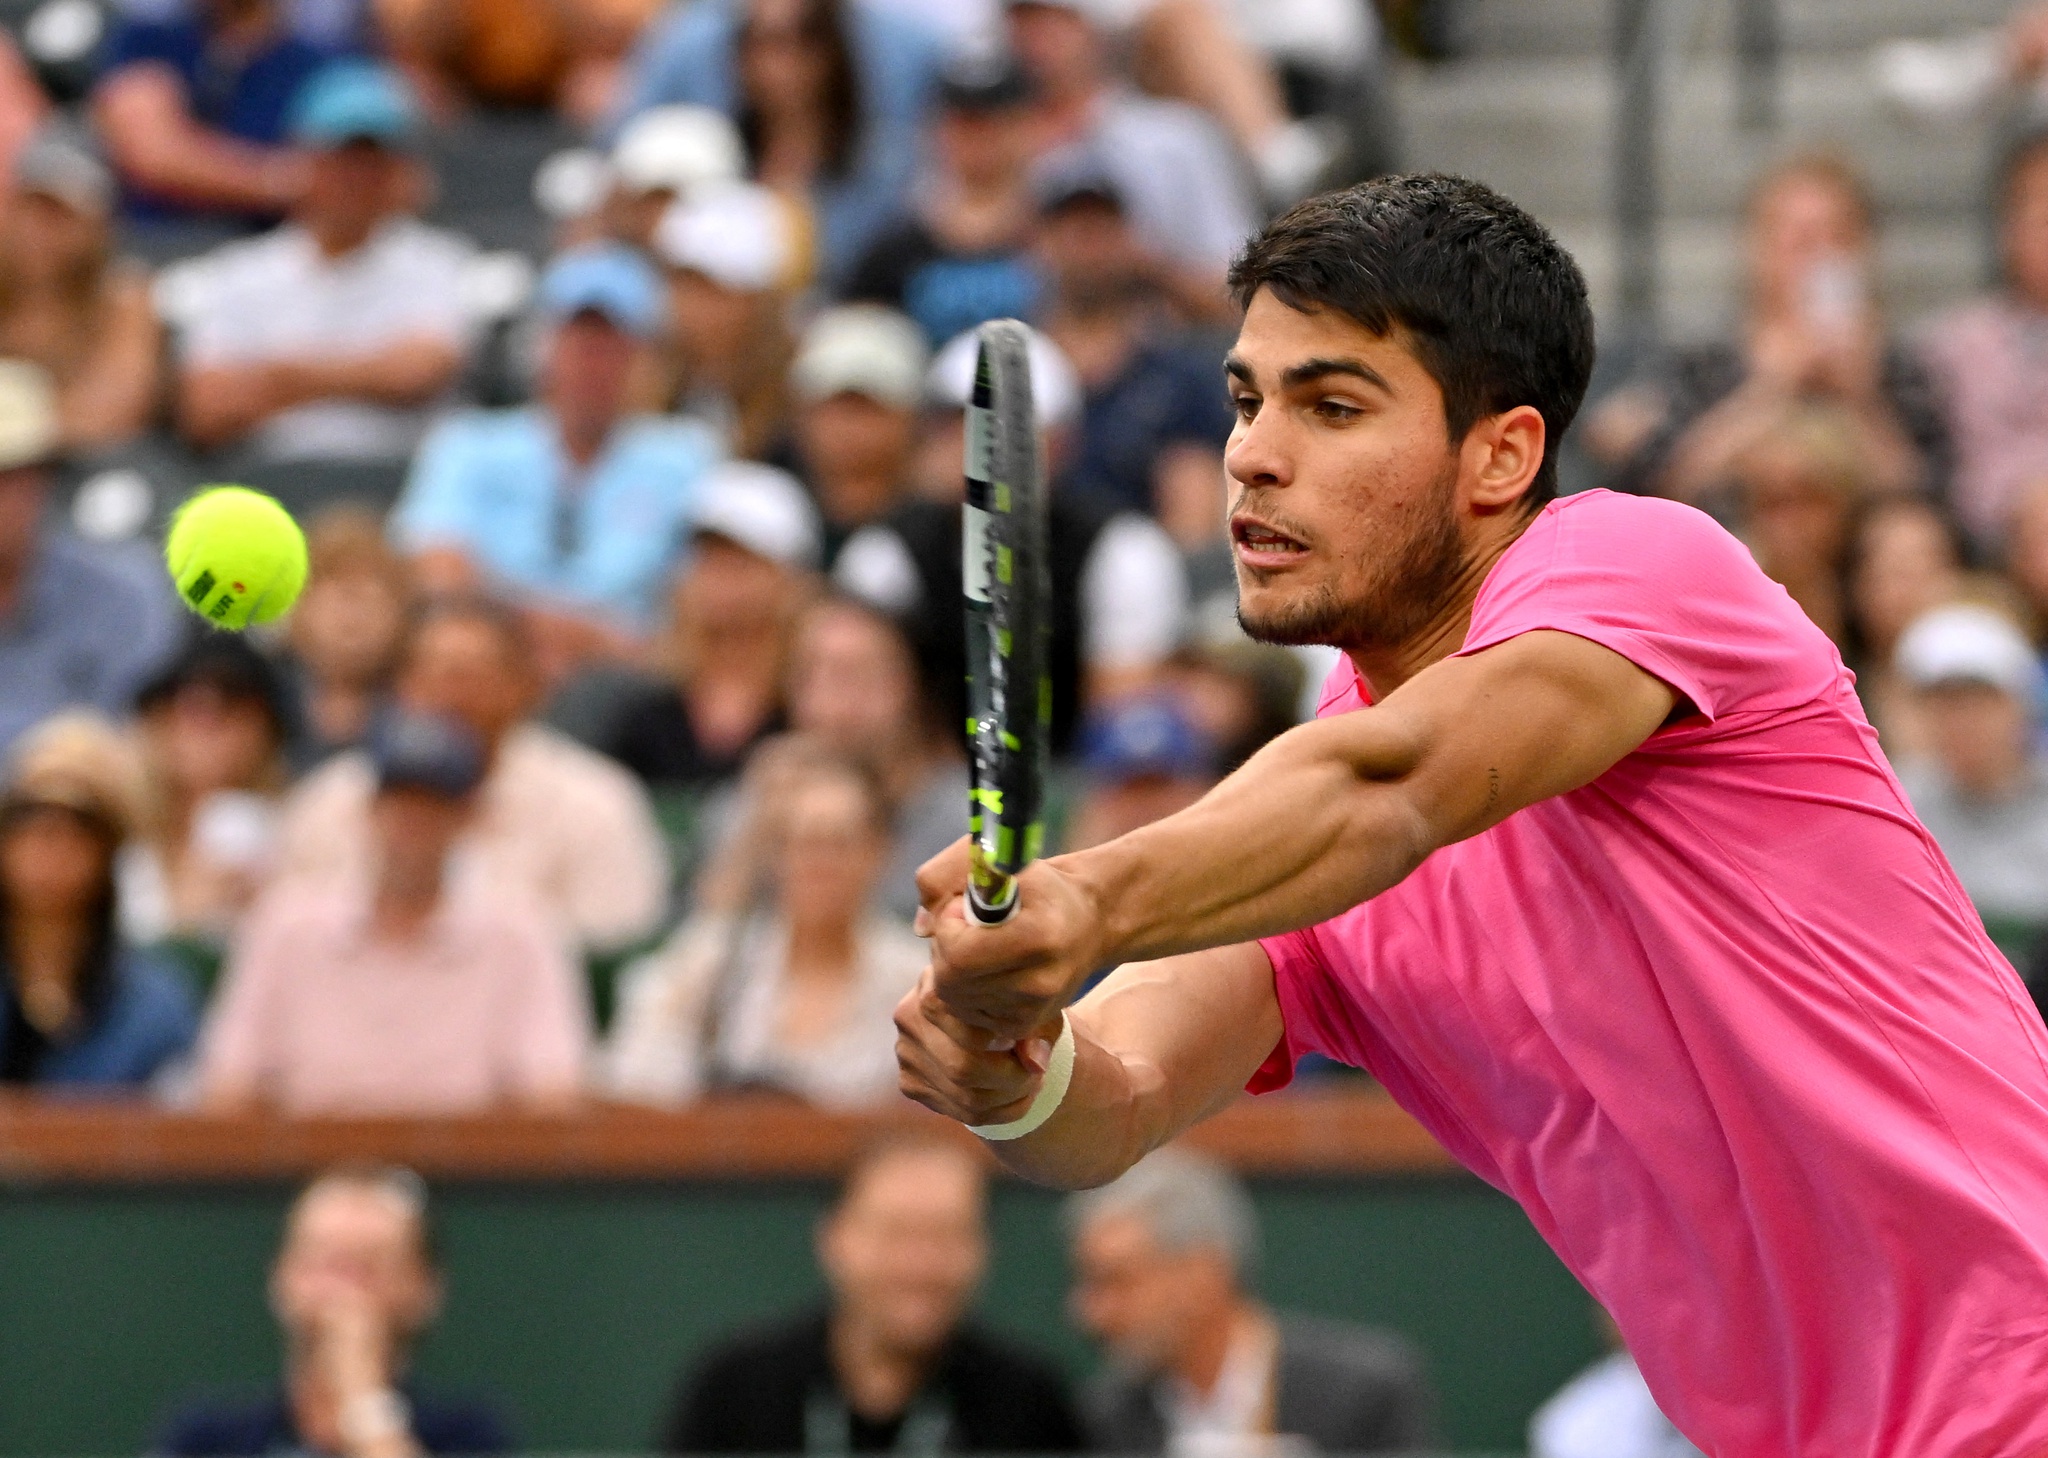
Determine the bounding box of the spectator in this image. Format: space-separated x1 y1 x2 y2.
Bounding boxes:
199 712 591 1114
1584 154 1949 503
1069 1148 1434 1453
280 506 413 773
1033 158 1237 524
788 305 927 558
175 62 474 464
1064 697 1218 852
156 1167 514 1456
1724 404 1875 650
1891 604 2048 968
601 104 745 251
1528 1312 1700 1458
377 0 660 122
552 460 815 791
613 0 948 288
1006 0 1259 317
0 360 178 753
1165 636 1304 775
836 327 1187 752
604 751 922 1104
393 245 718 662
274 594 669 954
0 713 196 1091
90 0 337 235
1920 122 2048 548
649 182 806 460
1846 495 1968 751
843 50 1045 349
0 128 162 454
122 635 292 946
660 1133 1084 1452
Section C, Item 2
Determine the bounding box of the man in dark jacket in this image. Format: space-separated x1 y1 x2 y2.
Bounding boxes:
663 1134 1083 1454
1070 1149 1433 1453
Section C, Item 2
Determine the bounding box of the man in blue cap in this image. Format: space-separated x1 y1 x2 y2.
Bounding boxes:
175 61 475 464
391 243 719 675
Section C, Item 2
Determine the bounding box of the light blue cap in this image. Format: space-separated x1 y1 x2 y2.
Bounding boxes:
537 243 665 338
288 60 421 147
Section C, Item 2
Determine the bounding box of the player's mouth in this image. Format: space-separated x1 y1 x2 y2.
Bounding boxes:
1231 515 1310 570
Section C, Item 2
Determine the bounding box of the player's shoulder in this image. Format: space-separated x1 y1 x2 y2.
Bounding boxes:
1513 489 1757 586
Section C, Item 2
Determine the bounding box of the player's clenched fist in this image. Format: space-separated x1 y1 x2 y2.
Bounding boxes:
893 970 1056 1125
913 837 1110 1040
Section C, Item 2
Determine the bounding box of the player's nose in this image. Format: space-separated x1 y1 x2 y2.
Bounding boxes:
1225 412 1292 491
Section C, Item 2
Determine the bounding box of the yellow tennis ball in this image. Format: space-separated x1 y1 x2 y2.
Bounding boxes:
164 486 309 630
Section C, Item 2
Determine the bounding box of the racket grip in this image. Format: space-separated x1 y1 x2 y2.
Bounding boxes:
966 877 1019 926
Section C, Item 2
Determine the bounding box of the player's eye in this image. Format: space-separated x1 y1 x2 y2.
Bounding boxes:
1314 398 1363 422
1231 393 1261 421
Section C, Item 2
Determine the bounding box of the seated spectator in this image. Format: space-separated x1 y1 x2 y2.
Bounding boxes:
1920 121 2048 548
1846 496 1968 750
0 361 178 752
661 1133 1084 1452
613 0 948 288
156 1167 514 1456
1724 404 1875 650
276 593 663 958
1033 159 1237 523
552 460 816 790
1166 636 1304 774
122 636 292 946
378 0 660 122
1064 697 1218 851
1583 154 1949 503
0 128 161 454
280 506 414 773
1528 1310 1700 1458
836 327 1187 751
601 104 745 251
1069 1148 1434 1453
1006 0 1259 318
394 245 718 664
200 712 590 1114
176 62 473 464
844 50 1044 349
0 713 196 1091
651 181 806 459
90 0 337 236
604 751 920 1104
276 593 669 954
788 305 927 558
1891 604 2048 968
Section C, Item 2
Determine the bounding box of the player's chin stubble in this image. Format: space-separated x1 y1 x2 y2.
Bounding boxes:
1235 460 1465 653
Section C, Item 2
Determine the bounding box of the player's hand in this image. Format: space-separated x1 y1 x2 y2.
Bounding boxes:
914 837 1110 1040
894 968 1054 1125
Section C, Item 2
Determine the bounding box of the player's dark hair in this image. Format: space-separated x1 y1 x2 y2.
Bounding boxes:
1227 173 1596 508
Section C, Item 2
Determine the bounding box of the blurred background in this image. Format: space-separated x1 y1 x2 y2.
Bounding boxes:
0 0 2043 1453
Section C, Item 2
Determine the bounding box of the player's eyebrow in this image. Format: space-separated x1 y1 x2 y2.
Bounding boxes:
1279 356 1394 394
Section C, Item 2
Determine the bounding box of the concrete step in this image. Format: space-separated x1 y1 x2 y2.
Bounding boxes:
1462 0 2014 62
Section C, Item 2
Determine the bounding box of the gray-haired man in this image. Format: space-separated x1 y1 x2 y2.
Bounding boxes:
1067 1148 1433 1454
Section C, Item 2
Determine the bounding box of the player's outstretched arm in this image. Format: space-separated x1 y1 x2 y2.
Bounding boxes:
922 629 1677 1040
896 940 1282 1189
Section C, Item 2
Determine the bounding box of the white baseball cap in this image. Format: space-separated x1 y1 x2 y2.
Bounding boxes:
612 105 744 197
792 305 929 410
652 182 805 292
1895 604 2044 700
691 460 822 570
926 324 1082 430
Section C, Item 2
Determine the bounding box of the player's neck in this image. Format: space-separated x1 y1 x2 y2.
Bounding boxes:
1347 506 1536 699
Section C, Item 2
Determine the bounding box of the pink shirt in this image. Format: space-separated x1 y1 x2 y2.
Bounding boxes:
200 880 592 1116
1255 491 2048 1458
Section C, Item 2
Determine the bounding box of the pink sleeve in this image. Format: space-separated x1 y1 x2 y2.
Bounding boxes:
1455 493 1841 721
1248 929 1347 1094
498 915 594 1098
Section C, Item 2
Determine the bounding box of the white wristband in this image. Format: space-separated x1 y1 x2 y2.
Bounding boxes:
970 1013 1076 1142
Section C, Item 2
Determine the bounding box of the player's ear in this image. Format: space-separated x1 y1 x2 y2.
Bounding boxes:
1465 405 1547 510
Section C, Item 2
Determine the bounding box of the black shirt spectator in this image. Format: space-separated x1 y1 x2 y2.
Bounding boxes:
666 1311 1082 1454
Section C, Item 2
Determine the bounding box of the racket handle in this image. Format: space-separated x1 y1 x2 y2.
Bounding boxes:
966 877 1019 926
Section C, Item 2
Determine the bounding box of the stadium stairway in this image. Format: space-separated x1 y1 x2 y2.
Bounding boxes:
1393 0 2016 340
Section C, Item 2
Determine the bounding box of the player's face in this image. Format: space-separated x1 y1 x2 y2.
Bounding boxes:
1223 290 1468 655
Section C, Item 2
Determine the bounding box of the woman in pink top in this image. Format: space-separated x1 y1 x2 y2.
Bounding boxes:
897 176 2048 1458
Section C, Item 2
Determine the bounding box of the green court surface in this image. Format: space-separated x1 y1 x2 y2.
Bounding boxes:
0 1173 1595 1454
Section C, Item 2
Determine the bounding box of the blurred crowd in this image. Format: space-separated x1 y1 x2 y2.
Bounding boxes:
0 0 2037 1449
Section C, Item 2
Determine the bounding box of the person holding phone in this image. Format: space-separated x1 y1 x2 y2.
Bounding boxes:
1581 153 1950 505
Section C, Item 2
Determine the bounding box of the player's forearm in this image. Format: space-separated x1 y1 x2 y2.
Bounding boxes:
1066 714 1439 965
980 1030 1167 1189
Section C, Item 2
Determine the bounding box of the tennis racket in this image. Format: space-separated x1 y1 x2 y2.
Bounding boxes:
963 319 1051 926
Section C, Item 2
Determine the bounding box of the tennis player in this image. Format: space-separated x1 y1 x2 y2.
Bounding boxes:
896 174 2048 1457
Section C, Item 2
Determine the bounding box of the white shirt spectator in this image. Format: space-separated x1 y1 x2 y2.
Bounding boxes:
178 217 474 460
1530 1354 1703 1458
